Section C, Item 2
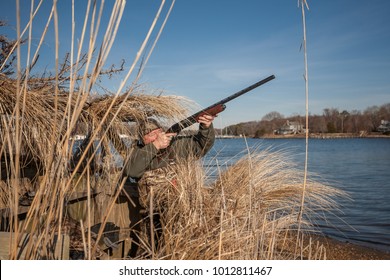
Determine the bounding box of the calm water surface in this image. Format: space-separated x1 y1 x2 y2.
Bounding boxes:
203 138 390 253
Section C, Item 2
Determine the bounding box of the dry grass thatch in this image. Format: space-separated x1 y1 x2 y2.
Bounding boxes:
132 149 346 260
0 71 192 259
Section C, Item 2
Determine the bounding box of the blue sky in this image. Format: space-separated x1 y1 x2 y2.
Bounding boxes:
1 0 389 128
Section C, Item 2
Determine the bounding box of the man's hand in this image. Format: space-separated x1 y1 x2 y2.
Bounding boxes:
198 114 215 128
152 132 177 150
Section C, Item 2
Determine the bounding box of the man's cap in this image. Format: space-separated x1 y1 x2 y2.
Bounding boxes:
139 118 162 135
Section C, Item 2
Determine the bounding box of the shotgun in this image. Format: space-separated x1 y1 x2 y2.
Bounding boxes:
166 74 275 134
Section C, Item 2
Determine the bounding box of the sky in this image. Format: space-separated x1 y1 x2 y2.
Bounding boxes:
1 0 389 128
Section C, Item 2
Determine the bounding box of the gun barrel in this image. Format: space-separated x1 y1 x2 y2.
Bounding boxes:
166 74 275 133
215 74 275 106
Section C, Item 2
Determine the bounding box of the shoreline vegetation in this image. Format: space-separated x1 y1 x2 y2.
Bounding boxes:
220 103 390 138
216 132 390 139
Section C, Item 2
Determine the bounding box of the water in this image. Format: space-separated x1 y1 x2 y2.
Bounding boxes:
203 138 390 253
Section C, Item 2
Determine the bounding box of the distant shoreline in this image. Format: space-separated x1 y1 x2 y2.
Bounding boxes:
263 133 390 139
216 133 390 139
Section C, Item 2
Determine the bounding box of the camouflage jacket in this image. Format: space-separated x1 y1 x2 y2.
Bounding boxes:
124 124 215 180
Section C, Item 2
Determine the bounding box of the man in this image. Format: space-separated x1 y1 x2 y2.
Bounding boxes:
124 114 215 179
123 114 216 257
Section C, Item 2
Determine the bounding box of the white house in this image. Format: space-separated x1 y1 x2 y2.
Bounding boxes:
275 120 304 135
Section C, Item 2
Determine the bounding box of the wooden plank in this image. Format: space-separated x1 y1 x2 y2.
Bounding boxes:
0 232 69 260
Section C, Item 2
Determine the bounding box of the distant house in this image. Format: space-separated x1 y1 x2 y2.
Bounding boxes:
377 120 390 133
275 120 303 135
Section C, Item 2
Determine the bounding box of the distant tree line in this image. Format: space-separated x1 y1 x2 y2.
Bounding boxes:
219 103 390 138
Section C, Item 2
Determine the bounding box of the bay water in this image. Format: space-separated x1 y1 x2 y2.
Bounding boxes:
203 137 390 253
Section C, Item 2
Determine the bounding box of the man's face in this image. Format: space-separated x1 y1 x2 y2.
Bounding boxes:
143 128 162 144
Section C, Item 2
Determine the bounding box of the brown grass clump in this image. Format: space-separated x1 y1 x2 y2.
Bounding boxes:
0 72 190 259
134 149 346 260
0 42 191 259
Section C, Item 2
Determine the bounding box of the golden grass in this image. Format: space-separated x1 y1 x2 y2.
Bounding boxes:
0 72 191 259
133 149 346 260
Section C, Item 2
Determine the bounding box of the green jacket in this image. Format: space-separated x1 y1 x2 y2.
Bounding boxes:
124 124 215 179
